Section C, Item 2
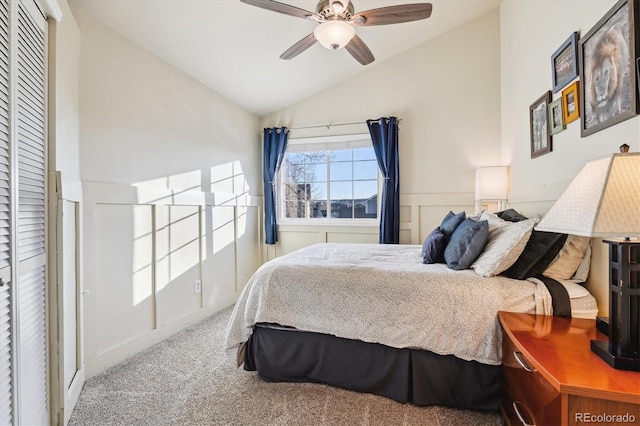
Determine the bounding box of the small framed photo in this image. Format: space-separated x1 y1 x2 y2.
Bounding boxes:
549 98 565 134
579 0 640 136
530 91 552 158
562 80 580 124
551 32 579 93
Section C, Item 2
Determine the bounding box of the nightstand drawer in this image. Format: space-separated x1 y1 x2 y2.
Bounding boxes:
502 331 561 425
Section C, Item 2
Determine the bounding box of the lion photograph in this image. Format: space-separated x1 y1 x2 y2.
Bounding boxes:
583 6 631 130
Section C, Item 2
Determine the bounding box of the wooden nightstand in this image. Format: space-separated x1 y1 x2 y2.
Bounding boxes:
498 311 640 426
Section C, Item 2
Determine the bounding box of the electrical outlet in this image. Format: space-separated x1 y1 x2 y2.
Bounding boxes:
194 280 202 294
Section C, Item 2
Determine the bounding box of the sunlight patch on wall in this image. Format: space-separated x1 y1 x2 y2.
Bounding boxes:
155 206 201 292
134 170 203 204
135 170 202 191
132 205 153 306
211 161 249 240
212 206 235 255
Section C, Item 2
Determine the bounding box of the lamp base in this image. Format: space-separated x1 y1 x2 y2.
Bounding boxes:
595 316 609 336
590 340 640 371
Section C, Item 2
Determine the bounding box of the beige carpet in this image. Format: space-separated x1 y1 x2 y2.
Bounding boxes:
68 307 501 426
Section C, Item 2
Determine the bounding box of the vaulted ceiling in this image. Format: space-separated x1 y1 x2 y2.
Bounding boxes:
69 0 501 116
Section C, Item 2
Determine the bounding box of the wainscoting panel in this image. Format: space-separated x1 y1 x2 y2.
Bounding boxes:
94 204 155 356
83 182 262 377
155 205 202 327
203 205 237 307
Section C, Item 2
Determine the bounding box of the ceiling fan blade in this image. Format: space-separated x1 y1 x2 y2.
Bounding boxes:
345 35 375 65
240 0 317 20
280 34 318 60
351 3 433 26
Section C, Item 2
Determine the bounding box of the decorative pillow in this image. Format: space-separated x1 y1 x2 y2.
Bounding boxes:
422 227 449 264
472 215 538 277
496 208 529 222
439 211 466 236
571 242 592 282
559 279 591 299
543 235 591 280
502 231 568 279
444 218 489 270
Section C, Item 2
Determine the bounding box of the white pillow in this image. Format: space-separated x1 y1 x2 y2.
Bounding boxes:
558 279 590 299
472 213 538 277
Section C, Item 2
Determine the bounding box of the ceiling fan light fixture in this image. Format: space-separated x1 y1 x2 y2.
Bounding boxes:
329 0 349 14
314 20 356 50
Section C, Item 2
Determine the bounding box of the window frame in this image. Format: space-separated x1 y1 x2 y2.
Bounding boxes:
277 134 381 226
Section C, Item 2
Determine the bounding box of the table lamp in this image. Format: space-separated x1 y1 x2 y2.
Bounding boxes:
475 166 508 213
535 150 639 371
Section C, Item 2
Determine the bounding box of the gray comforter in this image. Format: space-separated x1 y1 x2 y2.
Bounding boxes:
225 243 552 365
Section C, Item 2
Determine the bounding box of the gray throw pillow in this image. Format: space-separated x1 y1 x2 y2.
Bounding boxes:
422 227 449 264
440 211 466 236
444 218 489 270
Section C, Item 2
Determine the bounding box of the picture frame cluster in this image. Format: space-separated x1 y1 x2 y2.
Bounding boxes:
529 0 640 158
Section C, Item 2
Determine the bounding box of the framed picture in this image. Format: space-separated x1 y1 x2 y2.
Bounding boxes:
579 0 640 137
562 80 580 124
530 91 552 158
551 32 579 93
549 98 566 134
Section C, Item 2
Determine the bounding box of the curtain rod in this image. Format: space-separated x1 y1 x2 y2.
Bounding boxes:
286 118 402 131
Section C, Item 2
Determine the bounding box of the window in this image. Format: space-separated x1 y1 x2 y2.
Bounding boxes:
279 134 379 222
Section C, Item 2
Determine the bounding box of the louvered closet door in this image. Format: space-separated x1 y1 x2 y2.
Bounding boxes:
15 0 47 425
0 0 13 424
0 0 47 424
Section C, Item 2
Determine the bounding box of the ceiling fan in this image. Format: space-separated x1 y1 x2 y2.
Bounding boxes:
240 0 433 65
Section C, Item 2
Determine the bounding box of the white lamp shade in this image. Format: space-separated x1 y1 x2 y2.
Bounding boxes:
314 21 356 50
475 166 509 201
536 153 640 237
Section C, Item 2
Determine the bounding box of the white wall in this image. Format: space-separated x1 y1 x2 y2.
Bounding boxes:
49 0 80 181
262 9 502 254
500 0 640 315
71 6 264 376
72 6 260 189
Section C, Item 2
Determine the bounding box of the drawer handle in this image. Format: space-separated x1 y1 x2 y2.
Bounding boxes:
513 351 536 373
513 401 535 426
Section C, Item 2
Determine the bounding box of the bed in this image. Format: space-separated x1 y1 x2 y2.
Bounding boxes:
224 238 598 410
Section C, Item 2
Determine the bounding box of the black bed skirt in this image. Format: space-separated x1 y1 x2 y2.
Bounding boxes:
244 324 501 410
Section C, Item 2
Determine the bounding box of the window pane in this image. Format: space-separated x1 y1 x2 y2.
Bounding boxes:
354 196 377 218
284 187 298 202
310 200 327 218
354 147 376 161
285 201 306 218
284 182 311 202
354 160 378 180
330 161 352 181
309 163 327 182
303 152 327 163
285 152 306 164
284 161 305 180
331 201 354 219
330 181 352 201
309 182 327 200
354 180 377 200
331 149 352 162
